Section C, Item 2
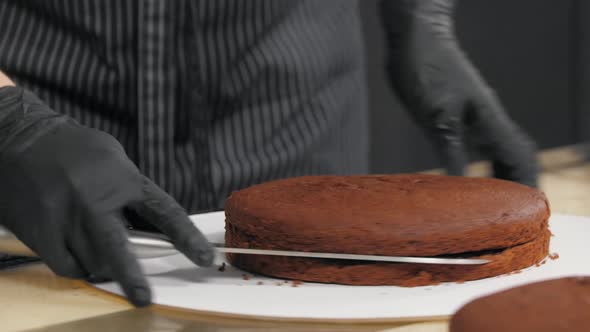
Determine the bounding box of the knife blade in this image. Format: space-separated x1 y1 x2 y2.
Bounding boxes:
0 227 489 265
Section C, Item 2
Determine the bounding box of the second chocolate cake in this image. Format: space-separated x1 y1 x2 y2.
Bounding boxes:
224 174 551 286
450 277 590 331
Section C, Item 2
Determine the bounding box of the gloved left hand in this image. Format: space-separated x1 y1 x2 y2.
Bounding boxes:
381 0 539 187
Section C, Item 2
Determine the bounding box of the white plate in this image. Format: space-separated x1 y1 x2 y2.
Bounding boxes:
94 213 590 321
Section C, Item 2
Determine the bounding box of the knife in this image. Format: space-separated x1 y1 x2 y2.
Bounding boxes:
0 226 489 265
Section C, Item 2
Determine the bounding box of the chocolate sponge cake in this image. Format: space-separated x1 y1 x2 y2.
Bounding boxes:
224 174 550 286
450 277 590 332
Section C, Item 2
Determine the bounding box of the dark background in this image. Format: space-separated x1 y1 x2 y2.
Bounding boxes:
361 0 580 173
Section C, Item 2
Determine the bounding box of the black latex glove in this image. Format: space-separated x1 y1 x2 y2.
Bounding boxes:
381 0 539 187
0 87 214 307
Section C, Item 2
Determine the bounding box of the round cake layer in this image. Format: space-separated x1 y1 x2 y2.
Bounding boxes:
225 174 550 256
226 227 550 286
450 277 590 332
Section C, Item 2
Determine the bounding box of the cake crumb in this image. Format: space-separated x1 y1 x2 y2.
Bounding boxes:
242 274 250 280
456 280 465 284
257 281 264 285
513 270 522 274
217 262 226 272
275 282 283 286
291 280 303 287
541 259 547 265
549 252 560 260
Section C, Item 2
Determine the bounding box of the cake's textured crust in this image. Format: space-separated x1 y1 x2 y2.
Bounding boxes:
450 277 590 332
225 174 550 286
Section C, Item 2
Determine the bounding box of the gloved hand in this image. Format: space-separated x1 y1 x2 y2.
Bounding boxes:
0 87 214 307
380 0 538 187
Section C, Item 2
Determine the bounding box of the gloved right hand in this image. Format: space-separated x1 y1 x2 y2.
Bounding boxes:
0 87 214 307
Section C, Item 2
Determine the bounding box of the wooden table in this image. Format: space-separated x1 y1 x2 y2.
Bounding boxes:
2 147 589 332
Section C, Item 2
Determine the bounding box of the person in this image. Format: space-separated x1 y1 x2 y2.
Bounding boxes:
0 0 537 307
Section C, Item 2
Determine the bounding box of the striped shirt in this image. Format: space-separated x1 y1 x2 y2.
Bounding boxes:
0 0 369 213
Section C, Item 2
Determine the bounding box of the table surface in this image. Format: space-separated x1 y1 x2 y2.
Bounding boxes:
2 147 589 332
